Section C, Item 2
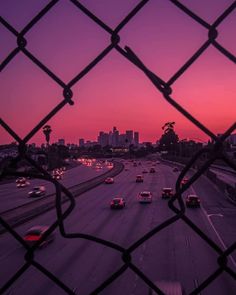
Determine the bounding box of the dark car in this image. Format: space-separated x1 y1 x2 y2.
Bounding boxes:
186 195 200 208
149 167 156 173
142 169 148 174
162 188 174 199
110 197 126 209
28 186 46 198
23 226 54 248
173 167 179 172
136 175 144 182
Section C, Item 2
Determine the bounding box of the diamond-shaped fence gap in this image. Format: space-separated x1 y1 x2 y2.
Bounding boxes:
79 0 141 29
216 9 236 57
175 0 235 24
170 47 236 133
0 0 50 31
133 217 235 295
119 0 207 81
0 54 65 140
24 0 110 82
65 50 194 142
27 238 123 295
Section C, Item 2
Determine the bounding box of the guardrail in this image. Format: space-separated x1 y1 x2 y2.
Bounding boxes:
0 161 124 234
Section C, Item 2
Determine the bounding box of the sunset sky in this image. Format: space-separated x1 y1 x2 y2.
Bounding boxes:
1 0 235 145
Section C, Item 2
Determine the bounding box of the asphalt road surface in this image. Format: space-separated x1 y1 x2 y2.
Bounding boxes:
1 160 236 295
0 160 108 213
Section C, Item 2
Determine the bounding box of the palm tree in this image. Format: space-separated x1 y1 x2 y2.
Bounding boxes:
43 125 52 146
162 122 175 134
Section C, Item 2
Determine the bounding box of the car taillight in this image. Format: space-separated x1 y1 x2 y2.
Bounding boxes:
24 235 41 241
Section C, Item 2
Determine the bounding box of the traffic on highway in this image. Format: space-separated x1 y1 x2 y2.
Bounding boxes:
0 159 236 295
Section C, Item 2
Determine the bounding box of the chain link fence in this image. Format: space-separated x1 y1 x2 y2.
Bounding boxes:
1 0 236 294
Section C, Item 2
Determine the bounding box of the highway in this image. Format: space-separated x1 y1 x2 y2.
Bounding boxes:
0 160 109 213
0 160 236 295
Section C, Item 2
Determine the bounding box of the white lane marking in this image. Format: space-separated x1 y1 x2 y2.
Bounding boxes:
190 187 236 269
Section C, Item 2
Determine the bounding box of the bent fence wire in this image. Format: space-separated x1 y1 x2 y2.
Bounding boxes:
0 0 236 294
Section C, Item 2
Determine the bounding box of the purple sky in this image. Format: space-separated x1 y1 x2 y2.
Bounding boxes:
1 0 235 145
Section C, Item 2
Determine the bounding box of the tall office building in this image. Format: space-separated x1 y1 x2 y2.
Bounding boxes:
126 130 133 145
79 138 85 147
58 139 65 146
112 126 119 147
98 131 109 147
134 132 139 146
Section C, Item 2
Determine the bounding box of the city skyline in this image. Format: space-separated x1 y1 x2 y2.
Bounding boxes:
1 1 235 145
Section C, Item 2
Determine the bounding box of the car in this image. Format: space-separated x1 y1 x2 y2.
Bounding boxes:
23 226 54 248
105 177 114 184
149 167 156 173
136 175 144 182
181 177 189 186
161 188 174 199
138 162 141 165
142 169 148 174
52 172 62 180
110 197 126 209
28 186 46 198
186 194 200 207
138 191 152 203
16 177 29 188
173 167 179 172
133 162 137 167
148 281 184 295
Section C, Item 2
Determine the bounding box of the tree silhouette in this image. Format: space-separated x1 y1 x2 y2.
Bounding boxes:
162 122 175 134
159 122 179 152
43 125 52 146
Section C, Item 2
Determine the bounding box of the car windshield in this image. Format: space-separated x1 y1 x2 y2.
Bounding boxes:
113 199 121 204
141 193 150 197
33 187 40 191
26 229 42 236
189 196 197 200
163 189 172 192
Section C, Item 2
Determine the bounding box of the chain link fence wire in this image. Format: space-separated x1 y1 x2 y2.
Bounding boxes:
1 0 236 294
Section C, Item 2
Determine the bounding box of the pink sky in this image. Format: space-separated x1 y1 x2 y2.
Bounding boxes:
1 0 235 145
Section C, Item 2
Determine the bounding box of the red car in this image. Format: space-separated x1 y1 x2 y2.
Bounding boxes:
186 195 200 208
161 188 174 199
23 226 54 248
110 197 126 209
181 177 189 186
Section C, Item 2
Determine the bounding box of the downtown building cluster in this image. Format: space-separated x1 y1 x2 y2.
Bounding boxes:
79 127 139 148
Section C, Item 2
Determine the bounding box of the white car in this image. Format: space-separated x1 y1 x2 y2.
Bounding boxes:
105 177 114 184
138 191 152 203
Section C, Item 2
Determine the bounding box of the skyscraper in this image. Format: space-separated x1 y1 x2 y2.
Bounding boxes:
126 130 133 145
134 132 139 146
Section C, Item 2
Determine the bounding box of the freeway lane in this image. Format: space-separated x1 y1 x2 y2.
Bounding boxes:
0 160 236 295
0 160 108 213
